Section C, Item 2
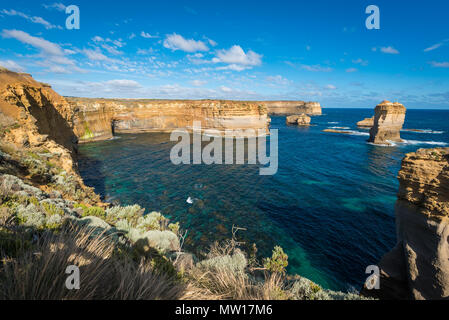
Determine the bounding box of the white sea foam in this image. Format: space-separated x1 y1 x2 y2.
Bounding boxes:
401 140 448 146
346 130 370 136
329 126 350 130
402 129 445 134
328 122 339 124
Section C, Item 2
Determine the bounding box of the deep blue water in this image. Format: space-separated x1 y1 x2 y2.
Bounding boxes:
78 108 449 292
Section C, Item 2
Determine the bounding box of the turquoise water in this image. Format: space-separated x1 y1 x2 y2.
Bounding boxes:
78 108 449 291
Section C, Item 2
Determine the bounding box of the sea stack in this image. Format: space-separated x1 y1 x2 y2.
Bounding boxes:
368 101 406 145
357 116 374 128
286 114 311 126
363 148 449 300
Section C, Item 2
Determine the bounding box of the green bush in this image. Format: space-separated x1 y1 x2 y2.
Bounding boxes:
263 246 288 274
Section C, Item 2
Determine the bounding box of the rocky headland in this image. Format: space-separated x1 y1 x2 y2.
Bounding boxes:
357 117 374 128
363 148 449 300
286 114 311 126
68 97 271 143
368 100 406 145
263 101 322 116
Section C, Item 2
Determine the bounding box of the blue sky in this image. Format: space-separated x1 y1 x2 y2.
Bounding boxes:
0 0 448 108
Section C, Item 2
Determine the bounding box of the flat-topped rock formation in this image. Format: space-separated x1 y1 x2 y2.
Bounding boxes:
262 101 322 116
368 101 406 145
67 97 270 142
286 114 311 126
357 116 374 128
363 148 449 300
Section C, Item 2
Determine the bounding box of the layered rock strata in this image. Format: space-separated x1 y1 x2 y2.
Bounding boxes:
368 101 406 145
263 101 322 116
67 97 271 142
357 116 374 128
364 148 449 300
286 114 311 126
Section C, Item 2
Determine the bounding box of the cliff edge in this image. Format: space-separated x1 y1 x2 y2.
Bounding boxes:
364 148 449 300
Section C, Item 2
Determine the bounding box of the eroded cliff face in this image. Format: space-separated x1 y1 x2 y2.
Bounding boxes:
366 148 449 300
67 97 270 142
0 69 100 204
286 114 311 126
262 101 322 116
368 101 406 145
0 69 78 170
357 116 374 128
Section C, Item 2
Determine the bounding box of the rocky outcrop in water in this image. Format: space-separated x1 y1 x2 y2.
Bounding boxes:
363 148 449 300
263 101 322 116
357 116 374 128
286 114 311 126
368 101 406 145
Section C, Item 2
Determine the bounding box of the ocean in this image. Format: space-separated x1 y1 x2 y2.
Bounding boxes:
78 108 449 292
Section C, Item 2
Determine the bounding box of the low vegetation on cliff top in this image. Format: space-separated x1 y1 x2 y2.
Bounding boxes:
0 141 368 300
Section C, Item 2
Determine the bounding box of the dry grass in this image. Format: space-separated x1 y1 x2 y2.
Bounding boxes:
185 266 289 300
0 225 186 300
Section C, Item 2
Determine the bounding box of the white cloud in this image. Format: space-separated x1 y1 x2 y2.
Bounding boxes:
220 86 232 92
300 64 332 72
352 58 368 66
424 39 449 52
1 9 61 29
0 59 24 72
325 84 337 90
141 31 158 39
212 45 262 70
379 46 399 54
2 29 65 56
346 68 358 73
163 33 209 52
42 3 66 11
208 39 217 47
105 79 142 89
190 80 207 86
83 49 110 61
266 75 290 85
429 61 449 68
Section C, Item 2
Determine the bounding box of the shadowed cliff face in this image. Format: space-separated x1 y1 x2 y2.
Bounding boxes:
365 148 449 300
0 70 78 170
67 98 272 142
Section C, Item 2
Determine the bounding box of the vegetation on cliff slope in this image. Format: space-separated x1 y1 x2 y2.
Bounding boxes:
0 143 369 300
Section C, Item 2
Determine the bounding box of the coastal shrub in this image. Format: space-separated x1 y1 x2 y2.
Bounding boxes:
136 211 168 231
105 205 144 225
198 249 247 274
74 203 106 219
168 222 180 235
263 246 288 274
0 225 187 300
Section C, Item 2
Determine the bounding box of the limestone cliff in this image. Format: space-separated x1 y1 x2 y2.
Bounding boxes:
357 116 374 128
0 69 100 204
364 148 449 300
286 114 311 126
262 101 322 116
67 97 270 142
368 101 406 145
